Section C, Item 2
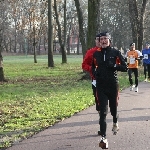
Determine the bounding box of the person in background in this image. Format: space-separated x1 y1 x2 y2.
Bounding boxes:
142 43 150 82
82 33 101 135
92 32 127 149
126 43 141 92
82 33 101 112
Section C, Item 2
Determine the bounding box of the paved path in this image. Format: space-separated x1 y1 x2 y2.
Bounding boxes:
7 81 150 150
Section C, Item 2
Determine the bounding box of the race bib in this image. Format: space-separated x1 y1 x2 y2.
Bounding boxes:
130 57 135 64
144 54 148 59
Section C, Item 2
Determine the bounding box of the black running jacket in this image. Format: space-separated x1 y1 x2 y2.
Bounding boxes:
92 47 127 83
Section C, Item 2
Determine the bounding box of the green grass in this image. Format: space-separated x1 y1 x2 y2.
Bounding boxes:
0 54 145 149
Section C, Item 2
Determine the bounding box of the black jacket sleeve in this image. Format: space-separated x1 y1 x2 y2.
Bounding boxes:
115 51 128 72
91 54 97 79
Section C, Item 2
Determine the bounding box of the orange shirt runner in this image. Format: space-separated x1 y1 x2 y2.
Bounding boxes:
126 50 139 68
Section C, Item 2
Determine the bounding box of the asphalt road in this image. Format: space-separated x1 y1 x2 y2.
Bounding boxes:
6 81 150 150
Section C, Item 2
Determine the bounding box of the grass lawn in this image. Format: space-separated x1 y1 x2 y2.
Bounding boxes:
0 54 144 149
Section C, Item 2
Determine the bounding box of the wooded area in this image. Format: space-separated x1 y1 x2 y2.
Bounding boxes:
0 0 149 81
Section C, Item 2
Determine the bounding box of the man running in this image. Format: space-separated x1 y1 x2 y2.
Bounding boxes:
92 32 127 149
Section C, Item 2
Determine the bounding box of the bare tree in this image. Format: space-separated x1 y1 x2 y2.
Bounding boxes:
53 0 67 64
128 0 148 51
1 0 150 56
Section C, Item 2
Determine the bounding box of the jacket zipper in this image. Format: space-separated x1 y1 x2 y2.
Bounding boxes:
104 50 106 61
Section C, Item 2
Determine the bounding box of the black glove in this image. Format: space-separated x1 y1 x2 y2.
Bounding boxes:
92 67 98 78
115 64 128 72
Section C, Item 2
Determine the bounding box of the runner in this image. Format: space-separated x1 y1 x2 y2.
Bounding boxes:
92 32 127 149
126 43 141 92
82 33 101 135
142 43 150 82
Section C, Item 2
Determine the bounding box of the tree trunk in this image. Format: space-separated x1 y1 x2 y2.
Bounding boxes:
54 0 67 64
128 0 138 46
33 27 37 63
0 55 4 81
138 0 148 51
87 0 101 50
48 0 54 67
0 54 7 82
61 45 67 64
74 0 87 56
62 0 67 64
0 68 4 82
67 35 70 55
0 29 6 82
